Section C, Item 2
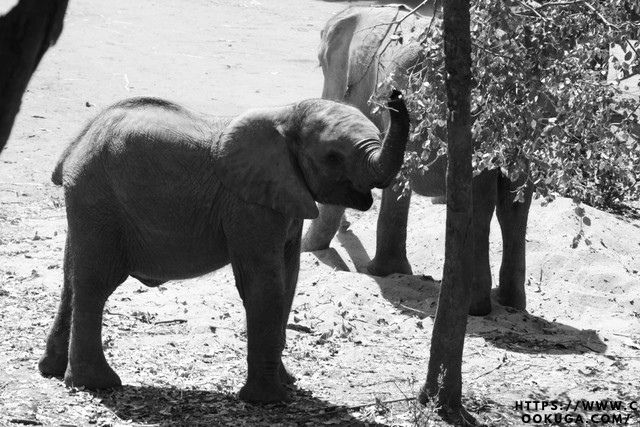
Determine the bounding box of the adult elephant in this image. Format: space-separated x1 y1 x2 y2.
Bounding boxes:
301 6 533 315
39 93 410 403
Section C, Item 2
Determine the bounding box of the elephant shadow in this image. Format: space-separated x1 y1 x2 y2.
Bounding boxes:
314 228 374 274
92 385 384 426
312 230 607 356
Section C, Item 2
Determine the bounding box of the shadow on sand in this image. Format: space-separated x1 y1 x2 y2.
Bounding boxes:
312 229 607 356
93 384 386 426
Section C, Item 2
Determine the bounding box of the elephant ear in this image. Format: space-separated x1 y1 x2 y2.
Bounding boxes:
212 110 319 219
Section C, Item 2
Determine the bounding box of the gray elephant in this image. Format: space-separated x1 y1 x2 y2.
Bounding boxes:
301 6 533 315
38 93 409 403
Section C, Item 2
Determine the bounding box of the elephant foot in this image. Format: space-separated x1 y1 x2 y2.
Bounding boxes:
64 361 122 390
38 352 68 378
301 231 332 252
468 298 492 316
239 377 290 404
367 256 412 276
279 363 296 385
496 287 526 311
468 282 492 316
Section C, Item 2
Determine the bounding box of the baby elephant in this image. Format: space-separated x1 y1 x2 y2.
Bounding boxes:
39 93 409 403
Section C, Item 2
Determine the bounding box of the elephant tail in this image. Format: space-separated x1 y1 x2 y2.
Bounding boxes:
51 121 91 185
51 157 64 185
51 138 76 186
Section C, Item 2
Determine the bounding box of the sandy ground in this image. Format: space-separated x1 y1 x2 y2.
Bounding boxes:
1 0 639 426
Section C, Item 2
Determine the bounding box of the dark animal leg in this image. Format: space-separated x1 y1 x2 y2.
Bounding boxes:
368 183 412 276
468 170 497 316
279 224 302 385
232 253 289 403
39 235 73 377
495 174 533 310
63 225 127 389
301 204 345 251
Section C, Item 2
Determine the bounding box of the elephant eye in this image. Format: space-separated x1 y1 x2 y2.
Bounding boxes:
324 151 343 166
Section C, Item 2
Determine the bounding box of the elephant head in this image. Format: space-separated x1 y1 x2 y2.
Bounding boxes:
213 90 410 218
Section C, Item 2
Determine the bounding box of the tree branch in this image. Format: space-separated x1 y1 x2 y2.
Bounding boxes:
581 1 619 29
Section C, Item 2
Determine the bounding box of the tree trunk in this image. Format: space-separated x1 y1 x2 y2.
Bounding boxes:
419 0 476 424
0 0 68 153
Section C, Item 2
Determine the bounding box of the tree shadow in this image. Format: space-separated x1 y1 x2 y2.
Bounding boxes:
92 384 386 426
467 302 607 355
309 230 607 356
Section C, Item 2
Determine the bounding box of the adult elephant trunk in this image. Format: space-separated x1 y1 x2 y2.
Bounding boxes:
362 90 410 188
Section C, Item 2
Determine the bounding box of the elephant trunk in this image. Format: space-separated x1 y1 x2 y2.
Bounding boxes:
363 90 410 188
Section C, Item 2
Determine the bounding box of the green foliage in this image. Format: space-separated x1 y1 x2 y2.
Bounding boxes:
382 0 640 209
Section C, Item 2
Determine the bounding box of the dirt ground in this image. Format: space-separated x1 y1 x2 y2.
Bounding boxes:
1 0 639 426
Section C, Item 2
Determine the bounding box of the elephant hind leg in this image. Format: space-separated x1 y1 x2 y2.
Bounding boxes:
301 203 346 251
279 227 302 386
495 175 533 311
39 236 74 378
63 221 128 389
468 170 498 316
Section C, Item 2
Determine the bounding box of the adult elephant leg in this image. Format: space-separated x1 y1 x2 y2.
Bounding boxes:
279 224 303 386
468 170 497 316
495 174 533 310
64 224 127 389
368 183 412 276
39 236 73 377
300 204 345 251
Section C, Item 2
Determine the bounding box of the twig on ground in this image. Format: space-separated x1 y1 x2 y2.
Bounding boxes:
0 182 47 187
346 396 417 411
9 419 42 426
104 309 128 318
286 323 313 333
153 319 187 325
534 0 582 9
612 332 634 338
399 304 427 316
362 378 411 387
473 361 505 380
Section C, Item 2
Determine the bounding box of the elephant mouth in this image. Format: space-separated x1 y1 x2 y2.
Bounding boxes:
316 184 373 211
348 190 373 211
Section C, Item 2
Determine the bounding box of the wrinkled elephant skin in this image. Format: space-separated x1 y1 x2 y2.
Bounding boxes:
39 94 409 403
301 6 533 315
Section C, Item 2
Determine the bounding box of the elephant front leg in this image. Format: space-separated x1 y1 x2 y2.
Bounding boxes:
468 171 497 316
495 175 533 311
368 184 412 276
301 203 345 251
231 254 289 403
